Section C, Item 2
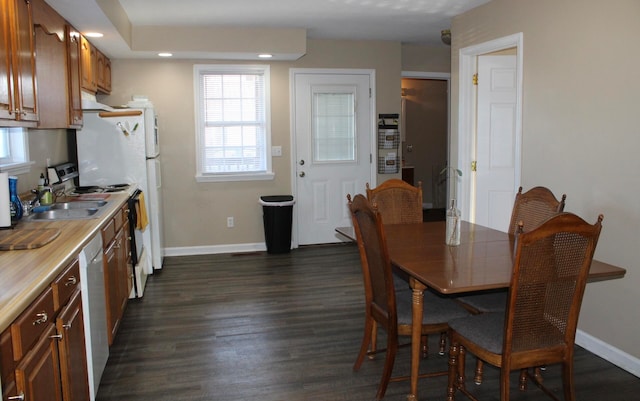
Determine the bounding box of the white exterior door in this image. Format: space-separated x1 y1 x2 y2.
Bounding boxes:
474 55 518 232
291 70 374 245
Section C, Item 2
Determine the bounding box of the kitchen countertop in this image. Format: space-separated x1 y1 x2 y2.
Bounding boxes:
0 191 130 333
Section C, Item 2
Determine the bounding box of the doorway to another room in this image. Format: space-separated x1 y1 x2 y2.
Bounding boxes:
401 74 449 221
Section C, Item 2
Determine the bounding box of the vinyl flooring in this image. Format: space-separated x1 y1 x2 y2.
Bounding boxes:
96 243 640 401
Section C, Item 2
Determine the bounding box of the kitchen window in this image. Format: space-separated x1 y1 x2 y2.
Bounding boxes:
0 127 31 175
194 64 273 182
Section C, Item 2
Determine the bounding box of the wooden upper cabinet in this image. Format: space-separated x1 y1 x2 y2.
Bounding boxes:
96 49 111 94
65 25 83 127
0 0 38 126
80 35 97 93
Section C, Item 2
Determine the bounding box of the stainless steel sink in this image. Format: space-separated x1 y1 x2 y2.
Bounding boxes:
26 200 109 221
51 200 108 209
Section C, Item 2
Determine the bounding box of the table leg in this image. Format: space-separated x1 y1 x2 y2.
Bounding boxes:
407 277 426 401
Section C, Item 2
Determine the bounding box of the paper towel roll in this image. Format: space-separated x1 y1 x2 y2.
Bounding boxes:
0 172 10 228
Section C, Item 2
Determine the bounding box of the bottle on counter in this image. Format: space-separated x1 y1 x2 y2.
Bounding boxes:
445 198 461 246
9 176 23 221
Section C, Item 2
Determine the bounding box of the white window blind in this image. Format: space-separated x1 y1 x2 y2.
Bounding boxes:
194 64 272 182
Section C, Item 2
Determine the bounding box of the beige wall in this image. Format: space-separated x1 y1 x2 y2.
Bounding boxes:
101 39 402 249
452 0 640 358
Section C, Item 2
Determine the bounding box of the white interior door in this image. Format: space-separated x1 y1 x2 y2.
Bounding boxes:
292 70 374 245
474 55 518 232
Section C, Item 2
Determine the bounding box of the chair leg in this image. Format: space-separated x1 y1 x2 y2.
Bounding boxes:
376 335 398 400
473 359 484 385
519 368 528 391
499 364 511 401
354 316 374 371
447 341 460 401
369 321 378 360
562 360 576 401
439 331 447 355
421 334 429 358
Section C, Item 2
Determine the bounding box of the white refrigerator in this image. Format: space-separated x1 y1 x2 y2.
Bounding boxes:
76 105 164 273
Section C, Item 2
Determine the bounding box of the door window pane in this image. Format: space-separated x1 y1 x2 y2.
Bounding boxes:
312 92 355 162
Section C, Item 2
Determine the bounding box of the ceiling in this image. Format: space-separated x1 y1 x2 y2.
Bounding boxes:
45 0 489 59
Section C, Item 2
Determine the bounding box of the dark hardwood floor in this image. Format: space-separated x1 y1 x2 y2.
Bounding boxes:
97 244 640 401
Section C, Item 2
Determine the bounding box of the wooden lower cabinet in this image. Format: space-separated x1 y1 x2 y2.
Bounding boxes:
15 324 63 401
1 259 89 401
56 290 90 401
102 204 131 346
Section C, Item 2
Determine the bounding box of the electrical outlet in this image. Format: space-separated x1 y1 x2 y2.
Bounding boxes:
272 145 282 157
227 217 234 228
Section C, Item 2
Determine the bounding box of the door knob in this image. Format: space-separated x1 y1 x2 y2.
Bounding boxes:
299 171 306 177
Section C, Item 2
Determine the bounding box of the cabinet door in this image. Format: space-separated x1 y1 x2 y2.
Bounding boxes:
56 290 90 401
0 0 37 124
15 324 63 401
80 35 96 93
0 0 14 121
103 238 120 346
9 0 38 122
115 226 129 310
66 26 83 127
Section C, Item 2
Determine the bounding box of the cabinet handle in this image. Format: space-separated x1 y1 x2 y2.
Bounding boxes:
50 333 63 340
63 322 72 330
65 276 78 286
114 241 121 249
33 312 48 325
8 392 25 401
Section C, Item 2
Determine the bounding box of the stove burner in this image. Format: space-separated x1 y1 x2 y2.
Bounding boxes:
73 184 130 194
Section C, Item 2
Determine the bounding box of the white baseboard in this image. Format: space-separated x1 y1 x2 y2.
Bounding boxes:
164 242 267 257
576 329 640 378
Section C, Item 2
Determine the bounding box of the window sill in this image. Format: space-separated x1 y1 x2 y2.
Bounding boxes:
196 172 275 183
0 161 35 176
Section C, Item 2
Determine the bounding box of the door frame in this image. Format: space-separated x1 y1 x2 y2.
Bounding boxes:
457 33 524 222
289 68 377 248
401 71 451 206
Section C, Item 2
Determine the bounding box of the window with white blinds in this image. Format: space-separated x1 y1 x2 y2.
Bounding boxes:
194 64 273 182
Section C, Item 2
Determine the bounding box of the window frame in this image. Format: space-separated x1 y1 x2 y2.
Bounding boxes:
193 64 274 182
0 127 33 175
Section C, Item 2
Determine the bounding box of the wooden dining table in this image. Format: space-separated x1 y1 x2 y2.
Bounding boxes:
335 220 626 401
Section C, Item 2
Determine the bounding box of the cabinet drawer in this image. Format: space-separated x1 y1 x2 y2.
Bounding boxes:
114 206 126 232
1 328 15 390
102 216 116 245
11 287 56 361
52 258 81 311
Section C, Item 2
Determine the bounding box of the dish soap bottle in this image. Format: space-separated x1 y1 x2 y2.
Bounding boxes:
9 176 23 221
41 175 53 206
446 199 460 246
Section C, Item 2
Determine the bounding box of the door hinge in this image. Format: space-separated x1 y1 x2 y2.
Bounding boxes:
370 153 372 163
369 88 372 98
472 73 478 86
471 160 477 171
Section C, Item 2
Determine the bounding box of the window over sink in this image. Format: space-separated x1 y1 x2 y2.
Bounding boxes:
193 64 273 182
0 127 32 175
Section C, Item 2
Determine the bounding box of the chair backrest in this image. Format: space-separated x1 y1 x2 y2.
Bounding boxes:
347 194 397 328
504 212 602 358
508 186 566 235
366 179 423 224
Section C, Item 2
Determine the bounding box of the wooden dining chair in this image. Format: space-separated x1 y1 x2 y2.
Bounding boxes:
365 179 445 356
456 186 567 385
457 186 567 314
347 194 470 400
366 179 423 225
446 212 603 401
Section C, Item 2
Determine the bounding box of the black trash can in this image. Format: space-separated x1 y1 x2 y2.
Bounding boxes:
259 195 295 254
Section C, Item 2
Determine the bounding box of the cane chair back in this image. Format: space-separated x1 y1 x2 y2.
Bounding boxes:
447 212 603 401
348 194 469 400
508 186 566 235
366 179 423 224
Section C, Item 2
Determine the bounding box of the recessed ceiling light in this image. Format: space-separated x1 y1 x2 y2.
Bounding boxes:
158 52 173 57
84 32 103 38
258 53 273 59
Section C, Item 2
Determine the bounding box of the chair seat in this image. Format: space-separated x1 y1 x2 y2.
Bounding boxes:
456 291 507 313
397 290 471 326
448 312 505 354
